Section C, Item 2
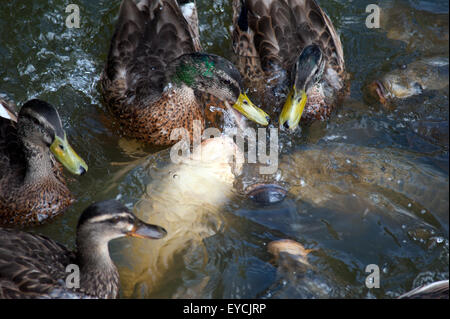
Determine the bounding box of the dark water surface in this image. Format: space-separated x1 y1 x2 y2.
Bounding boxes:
0 0 448 298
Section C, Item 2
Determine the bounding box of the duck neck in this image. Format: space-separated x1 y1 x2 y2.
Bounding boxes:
21 140 56 184
75 229 119 298
264 65 290 110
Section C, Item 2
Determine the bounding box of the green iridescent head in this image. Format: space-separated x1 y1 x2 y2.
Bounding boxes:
168 53 269 126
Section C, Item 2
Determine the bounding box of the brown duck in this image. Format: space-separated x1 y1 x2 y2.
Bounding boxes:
0 98 88 227
232 0 347 130
0 200 167 299
100 0 270 146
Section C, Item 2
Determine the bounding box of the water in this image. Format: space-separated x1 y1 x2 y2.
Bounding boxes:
0 0 448 298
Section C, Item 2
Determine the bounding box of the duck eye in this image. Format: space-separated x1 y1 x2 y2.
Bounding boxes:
112 216 121 223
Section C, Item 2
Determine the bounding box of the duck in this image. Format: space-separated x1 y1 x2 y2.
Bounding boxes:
100 0 270 147
0 200 167 299
0 98 88 227
232 0 347 131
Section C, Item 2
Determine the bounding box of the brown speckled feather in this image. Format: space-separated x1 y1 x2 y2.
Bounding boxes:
0 228 76 298
100 0 206 146
232 0 347 122
0 102 73 227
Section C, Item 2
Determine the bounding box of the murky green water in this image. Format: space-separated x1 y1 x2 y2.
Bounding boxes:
0 0 448 298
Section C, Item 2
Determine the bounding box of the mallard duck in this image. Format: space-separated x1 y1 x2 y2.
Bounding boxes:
232 0 347 130
100 0 270 146
0 98 88 227
0 200 167 299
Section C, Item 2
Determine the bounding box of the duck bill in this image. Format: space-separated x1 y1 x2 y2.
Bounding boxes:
233 93 270 126
279 87 307 131
127 219 167 239
370 80 388 104
50 133 88 175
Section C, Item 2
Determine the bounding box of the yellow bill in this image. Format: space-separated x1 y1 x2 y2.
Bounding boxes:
233 93 270 126
50 133 88 175
279 86 307 131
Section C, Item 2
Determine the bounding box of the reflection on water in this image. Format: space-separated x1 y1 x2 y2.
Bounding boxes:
0 0 448 298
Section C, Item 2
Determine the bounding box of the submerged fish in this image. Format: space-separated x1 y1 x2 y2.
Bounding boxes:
268 239 312 267
117 136 243 297
380 4 449 53
370 57 449 104
268 240 449 299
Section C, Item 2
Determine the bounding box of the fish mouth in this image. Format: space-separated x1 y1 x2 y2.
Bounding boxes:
372 80 388 104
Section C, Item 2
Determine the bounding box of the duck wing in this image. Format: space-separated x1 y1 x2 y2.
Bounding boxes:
0 98 24 182
398 280 449 299
178 0 201 51
233 0 344 75
0 228 76 298
0 97 17 122
102 0 199 103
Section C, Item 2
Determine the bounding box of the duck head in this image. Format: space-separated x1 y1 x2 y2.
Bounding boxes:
17 99 88 175
168 53 270 126
77 200 167 243
279 44 326 131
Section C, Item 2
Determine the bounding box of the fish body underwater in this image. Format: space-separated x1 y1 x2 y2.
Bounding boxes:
117 137 242 297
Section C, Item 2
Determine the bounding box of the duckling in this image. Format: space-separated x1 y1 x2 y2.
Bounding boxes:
0 200 167 299
100 0 270 146
0 98 88 227
232 0 347 130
